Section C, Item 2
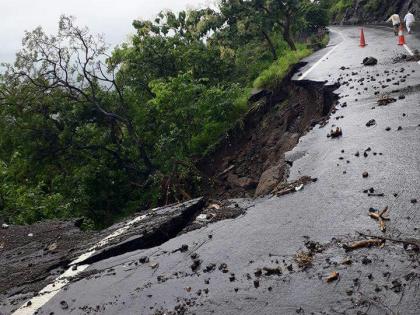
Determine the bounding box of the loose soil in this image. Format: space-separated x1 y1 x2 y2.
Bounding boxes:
199 64 338 199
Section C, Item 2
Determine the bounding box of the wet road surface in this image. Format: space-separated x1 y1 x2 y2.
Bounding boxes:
5 26 420 315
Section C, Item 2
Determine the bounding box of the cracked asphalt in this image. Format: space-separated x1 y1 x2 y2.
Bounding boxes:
3 26 420 315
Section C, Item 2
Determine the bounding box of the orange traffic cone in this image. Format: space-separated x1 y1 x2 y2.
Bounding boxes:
360 28 367 47
398 24 406 45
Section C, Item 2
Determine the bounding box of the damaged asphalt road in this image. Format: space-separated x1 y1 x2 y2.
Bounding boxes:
2 26 420 315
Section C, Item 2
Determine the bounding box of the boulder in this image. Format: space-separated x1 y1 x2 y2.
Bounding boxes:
363 57 378 66
227 173 257 189
255 164 285 196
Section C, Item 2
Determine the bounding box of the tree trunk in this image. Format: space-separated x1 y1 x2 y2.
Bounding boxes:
282 18 296 51
262 30 278 60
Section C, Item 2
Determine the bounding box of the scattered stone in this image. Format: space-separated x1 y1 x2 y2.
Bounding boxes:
397 126 403 131
263 266 282 276
362 57 378 66
362 172 369 178
366 119 376 127
149 261 159 269
60 301 69 310
204 263 216 273
361 257 372 265
391 279 402 293
191 259 202 272
329 127 343 138
411 199 417 204
385 127 391 131
253 280 260 288
219 263 228 273
378 95 397 106
139 256 149 264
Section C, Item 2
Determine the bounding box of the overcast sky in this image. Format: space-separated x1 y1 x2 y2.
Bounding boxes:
1 0 211 64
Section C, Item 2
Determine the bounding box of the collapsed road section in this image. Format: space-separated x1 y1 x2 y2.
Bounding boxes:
199 64 339 199
1 49 342 315
1 198 203 314
1 26 420 315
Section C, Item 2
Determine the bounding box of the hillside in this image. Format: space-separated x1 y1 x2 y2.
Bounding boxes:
330 0 419 24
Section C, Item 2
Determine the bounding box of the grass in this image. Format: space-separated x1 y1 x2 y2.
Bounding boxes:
253 45 312 90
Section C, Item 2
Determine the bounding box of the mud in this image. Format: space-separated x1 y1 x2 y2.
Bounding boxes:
0 220 94 306
199 65 338 199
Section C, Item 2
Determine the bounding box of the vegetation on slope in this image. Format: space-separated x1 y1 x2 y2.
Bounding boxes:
0 0 328 228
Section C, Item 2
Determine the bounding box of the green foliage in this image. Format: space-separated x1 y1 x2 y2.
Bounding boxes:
253 46 312 89
0 0 326 228
363 0 382 12
329 0 353 20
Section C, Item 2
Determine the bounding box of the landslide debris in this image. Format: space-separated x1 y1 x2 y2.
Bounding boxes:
393 50 420 63
199 65 338 199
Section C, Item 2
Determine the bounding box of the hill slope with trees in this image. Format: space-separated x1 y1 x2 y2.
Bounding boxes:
0 0 328 228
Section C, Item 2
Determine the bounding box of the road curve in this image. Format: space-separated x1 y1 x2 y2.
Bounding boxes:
5 26 420 315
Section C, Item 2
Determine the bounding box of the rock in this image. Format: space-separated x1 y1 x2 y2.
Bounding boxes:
399 95 406 100
60 300 69 310
362 57 378 66
139 256 149 264
362 172 369 178
263 266 282 276
1 223 9 229
255 164 285 196
47 242 58 251
391 279 402 293
219 263 228 273
204 263 216 273
227 173 257 189
361 257 372 265
366 119 376 127
149 261 159 269
191 259 201 272
329 127 343 138
411 199 417 204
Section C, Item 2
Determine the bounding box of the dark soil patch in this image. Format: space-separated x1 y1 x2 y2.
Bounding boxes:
198 66 338 199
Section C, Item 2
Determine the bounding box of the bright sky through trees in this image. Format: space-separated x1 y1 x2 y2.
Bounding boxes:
0 0 208 63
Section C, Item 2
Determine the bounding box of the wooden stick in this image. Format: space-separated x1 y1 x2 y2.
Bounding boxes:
356 231 420 249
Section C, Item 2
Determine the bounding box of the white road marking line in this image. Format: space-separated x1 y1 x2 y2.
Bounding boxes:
71 214 147 265
12 265 90 315
298 31 345 80
403 44 420 65
13 214 149 315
